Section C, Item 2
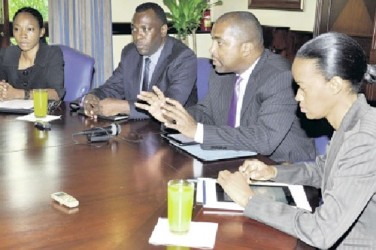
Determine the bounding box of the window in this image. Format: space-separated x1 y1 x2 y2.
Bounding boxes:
0 0 48 47
8 0 48 21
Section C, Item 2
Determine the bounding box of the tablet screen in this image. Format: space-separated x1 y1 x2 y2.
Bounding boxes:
215 183 296 206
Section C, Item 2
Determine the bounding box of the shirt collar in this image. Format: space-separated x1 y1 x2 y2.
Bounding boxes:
143 42 165 64
238 57 260 81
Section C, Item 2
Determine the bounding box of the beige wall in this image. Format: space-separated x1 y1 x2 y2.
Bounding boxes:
111 0 317 66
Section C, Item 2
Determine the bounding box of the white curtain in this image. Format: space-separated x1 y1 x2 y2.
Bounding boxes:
48 0 113 88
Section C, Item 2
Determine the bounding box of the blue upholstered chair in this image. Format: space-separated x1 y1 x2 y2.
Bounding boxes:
196 57 212 101
60 45 95 101
314 135 329 156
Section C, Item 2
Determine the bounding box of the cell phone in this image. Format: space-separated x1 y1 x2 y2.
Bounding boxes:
34 121 51 131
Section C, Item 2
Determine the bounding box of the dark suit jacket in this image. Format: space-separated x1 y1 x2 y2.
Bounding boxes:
246 95 376 249
188 49 315 163
91 36 197 119
0 43 65 99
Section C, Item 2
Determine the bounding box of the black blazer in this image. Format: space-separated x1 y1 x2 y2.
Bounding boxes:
0 43 65 99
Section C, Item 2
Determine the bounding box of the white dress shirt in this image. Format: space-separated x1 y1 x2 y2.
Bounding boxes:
140 43 165 91
194 58 260 143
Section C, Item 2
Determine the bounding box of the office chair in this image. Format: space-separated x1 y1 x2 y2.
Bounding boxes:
60 45 95 102
196 57 212 101
314 135 329 156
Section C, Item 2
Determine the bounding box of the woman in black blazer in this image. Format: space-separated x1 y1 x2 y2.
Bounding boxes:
0 7 64 101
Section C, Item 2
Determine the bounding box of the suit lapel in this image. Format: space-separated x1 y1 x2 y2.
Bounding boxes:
322 96 369 190
131 56 143 97
28 43 48 86
149 37 173 87
224 74 238 118
240 50 267 120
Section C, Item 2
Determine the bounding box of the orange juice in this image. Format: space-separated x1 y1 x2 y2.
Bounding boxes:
167 180 194 234
33 89 48 118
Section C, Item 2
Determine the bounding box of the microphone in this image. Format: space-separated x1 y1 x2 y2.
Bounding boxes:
76 123 121 142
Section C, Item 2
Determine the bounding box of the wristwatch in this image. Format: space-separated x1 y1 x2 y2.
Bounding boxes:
24 89 30 100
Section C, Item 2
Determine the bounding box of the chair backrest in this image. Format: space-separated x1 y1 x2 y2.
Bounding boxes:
60 45 95 101
314 135 329 156
196 57 212 101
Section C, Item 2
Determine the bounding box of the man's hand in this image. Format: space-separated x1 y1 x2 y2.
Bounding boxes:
99 98 129 116
136 86 167 122
161 98 197 139
217 170 254 208
83 94 101 118
239 159 277 182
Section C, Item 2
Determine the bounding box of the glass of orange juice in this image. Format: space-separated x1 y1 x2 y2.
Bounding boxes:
33 89 48 118
167 179 194 234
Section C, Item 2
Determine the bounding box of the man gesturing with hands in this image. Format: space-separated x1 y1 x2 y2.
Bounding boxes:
137 11 315 163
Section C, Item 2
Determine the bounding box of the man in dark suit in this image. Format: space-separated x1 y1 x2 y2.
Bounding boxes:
137 11 315 163
83 2 197 119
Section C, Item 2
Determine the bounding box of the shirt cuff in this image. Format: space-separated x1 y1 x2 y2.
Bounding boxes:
194 123 204 143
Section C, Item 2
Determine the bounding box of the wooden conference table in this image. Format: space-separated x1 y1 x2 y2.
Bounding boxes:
0 104 317 249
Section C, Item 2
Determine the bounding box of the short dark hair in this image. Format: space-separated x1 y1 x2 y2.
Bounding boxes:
296 32 375 92
13 7 44 28
216 11 264 46
135 2 167 25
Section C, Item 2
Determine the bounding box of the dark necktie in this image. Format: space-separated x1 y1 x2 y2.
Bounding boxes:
227 75 242 127
142 57 151 91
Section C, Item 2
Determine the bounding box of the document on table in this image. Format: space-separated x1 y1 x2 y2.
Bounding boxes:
196 178 312 212
0 100 34 113
165 135 257 162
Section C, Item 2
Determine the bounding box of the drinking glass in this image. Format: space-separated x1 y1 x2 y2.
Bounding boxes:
33 89 48 118
167 179 194 234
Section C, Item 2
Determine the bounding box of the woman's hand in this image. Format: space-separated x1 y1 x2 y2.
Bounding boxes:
239 159 277 182
217 170 254 208
0 82 22 100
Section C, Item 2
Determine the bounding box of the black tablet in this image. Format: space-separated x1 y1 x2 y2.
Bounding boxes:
161 133 198 146
216 183 296 206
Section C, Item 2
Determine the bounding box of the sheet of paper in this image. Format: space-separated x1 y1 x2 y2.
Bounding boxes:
0 100 34 109
16 113 61 122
